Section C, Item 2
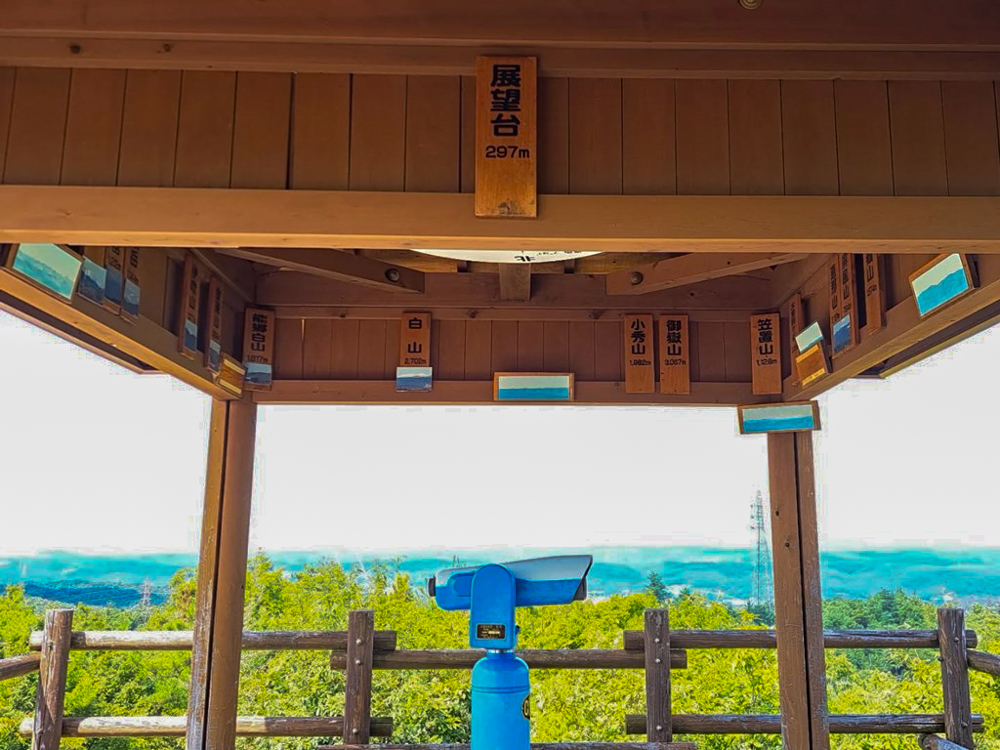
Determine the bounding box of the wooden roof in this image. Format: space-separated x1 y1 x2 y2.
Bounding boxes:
0 1 998 406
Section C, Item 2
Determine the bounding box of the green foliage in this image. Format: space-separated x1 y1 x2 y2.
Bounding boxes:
1 567 998 750
645 573 668 604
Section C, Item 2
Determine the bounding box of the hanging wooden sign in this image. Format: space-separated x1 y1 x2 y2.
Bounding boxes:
795 343 830 387
788 293 803 354
177 254 200 358
863 254 885 333
832 253 859 357
828 257 842 350
658 314 690 395
104 246 124 315
400 312 431 367
623 314 655 394
216 354 246 398
79 247 107 306
122 248 141 322
787 293 804 385
243 308 274 391
204 277 224 374
475 56 537 218
750 312 782 395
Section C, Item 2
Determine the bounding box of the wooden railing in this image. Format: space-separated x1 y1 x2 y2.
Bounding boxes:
0 606 995 750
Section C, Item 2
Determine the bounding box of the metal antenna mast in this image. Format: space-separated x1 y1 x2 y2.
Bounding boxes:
749 490 773 608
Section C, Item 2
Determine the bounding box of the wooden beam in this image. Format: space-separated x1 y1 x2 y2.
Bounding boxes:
607 252 806 295
253 380 770 407
2 39 1000 80
218 248 424 293
258 271 774 312
767 433 830 750
2 0 996 49
784 255 1000 400
271 308 756 323
0 257 235 400
190 249 255 304
2 188 1000 255
766 255 833 308
499 264 531 302
0 288 152 373
877 298 1000 378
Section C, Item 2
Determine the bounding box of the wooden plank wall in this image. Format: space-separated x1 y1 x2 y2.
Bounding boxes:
1 68 998 387
791 81 1000 337
2 69 996 202
272 314 753 385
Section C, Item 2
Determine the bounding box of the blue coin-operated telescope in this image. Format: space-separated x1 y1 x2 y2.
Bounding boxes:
429 555 593 750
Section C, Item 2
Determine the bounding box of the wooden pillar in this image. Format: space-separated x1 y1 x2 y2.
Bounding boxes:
767 432 830 750
186 399 258 750
938 608 974 749
31 609 73 750
643 608 672 742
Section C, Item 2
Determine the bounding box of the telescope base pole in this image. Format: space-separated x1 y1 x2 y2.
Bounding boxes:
471 652 530 750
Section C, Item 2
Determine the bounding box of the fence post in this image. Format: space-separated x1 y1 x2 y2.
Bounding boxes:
938 608 974 749
31 609 73 750
644 608 672 742
343 610 375 744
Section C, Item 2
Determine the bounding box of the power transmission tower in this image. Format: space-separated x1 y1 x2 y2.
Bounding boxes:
140 579 152 609
749 490 773 609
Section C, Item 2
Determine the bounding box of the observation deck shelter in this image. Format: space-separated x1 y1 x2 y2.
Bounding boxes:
0 2 999 750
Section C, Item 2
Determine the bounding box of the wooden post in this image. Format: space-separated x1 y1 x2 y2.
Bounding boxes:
767 432 830 750
186 399 258 750
643 609 671 742
343 610 376 743
32 609 73 750
938 608 974 749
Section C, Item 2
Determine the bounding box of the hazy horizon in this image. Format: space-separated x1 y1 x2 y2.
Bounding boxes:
2 309 1000 557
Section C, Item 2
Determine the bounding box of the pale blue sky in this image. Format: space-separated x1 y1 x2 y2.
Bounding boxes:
1 309 997 555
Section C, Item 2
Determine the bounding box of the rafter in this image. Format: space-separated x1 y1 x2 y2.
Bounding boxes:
606 253 808 295
217 248 424 294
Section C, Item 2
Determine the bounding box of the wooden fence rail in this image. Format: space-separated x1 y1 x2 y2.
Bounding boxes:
326 745 696 750
968 649 1000 677
622 628 979 650
18 716 394 738
919 734 972 750
17 606 987 749
625 713 986 735
330 648 687 670
0 653 41 681
28 629 398 651
326 744 697 750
